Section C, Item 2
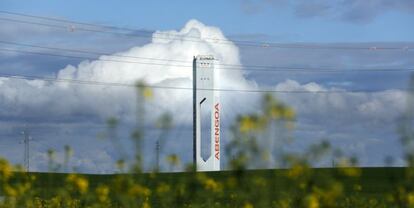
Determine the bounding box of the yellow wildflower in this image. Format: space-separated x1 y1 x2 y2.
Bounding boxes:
337 159 361 177
305 194 319 208
96 185 110 202
76 177 88 193
156 183 170 194
3 185 17 197
142 201 151 208
239 116 255 133
283 107 295 120
243 202 254 208
128 184 151 197
204 178 221 193
287 164 306 179
408 193 414 206
277 199 290 208
340 167 361 177
0 158 12 179
143 88 153 99
66 174 89 194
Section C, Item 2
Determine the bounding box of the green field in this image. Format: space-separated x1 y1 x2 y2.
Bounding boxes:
15 167 405 207
31 167 402 194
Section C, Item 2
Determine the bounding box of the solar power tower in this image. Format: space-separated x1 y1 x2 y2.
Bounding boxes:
193 55 220 171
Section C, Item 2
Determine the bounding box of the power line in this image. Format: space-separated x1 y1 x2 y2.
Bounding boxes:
0 11 412 51
1 46 414 74
3 40 414 72
0 40 190 64
0 47 190 68
0 72 401 94
0 10 153 34
0 17 240 47
0 11 264 48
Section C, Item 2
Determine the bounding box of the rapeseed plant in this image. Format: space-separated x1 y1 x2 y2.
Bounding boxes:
1 83 414 207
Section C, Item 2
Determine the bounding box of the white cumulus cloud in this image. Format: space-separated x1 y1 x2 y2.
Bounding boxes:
0 19 254 124
0 19 409 172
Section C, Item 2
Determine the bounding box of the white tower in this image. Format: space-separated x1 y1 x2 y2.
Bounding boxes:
193 55 220 171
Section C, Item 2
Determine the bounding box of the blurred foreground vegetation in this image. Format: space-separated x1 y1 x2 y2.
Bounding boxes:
1 81 414 207
1 166 413 208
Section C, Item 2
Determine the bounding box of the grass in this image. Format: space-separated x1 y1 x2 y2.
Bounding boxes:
28 167 404 199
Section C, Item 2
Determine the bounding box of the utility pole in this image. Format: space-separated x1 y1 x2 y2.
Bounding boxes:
155 140 160 171
22 127 31 172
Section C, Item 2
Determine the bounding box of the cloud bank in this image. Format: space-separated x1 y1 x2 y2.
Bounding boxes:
0 19 253 123
0 19 410 172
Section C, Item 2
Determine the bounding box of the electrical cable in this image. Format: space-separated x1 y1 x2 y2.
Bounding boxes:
0 11 412 51
1 46 413 73
0 72 399 94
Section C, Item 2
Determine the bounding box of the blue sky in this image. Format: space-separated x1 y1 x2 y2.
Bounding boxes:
2 0 414 42
0 1 414 173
